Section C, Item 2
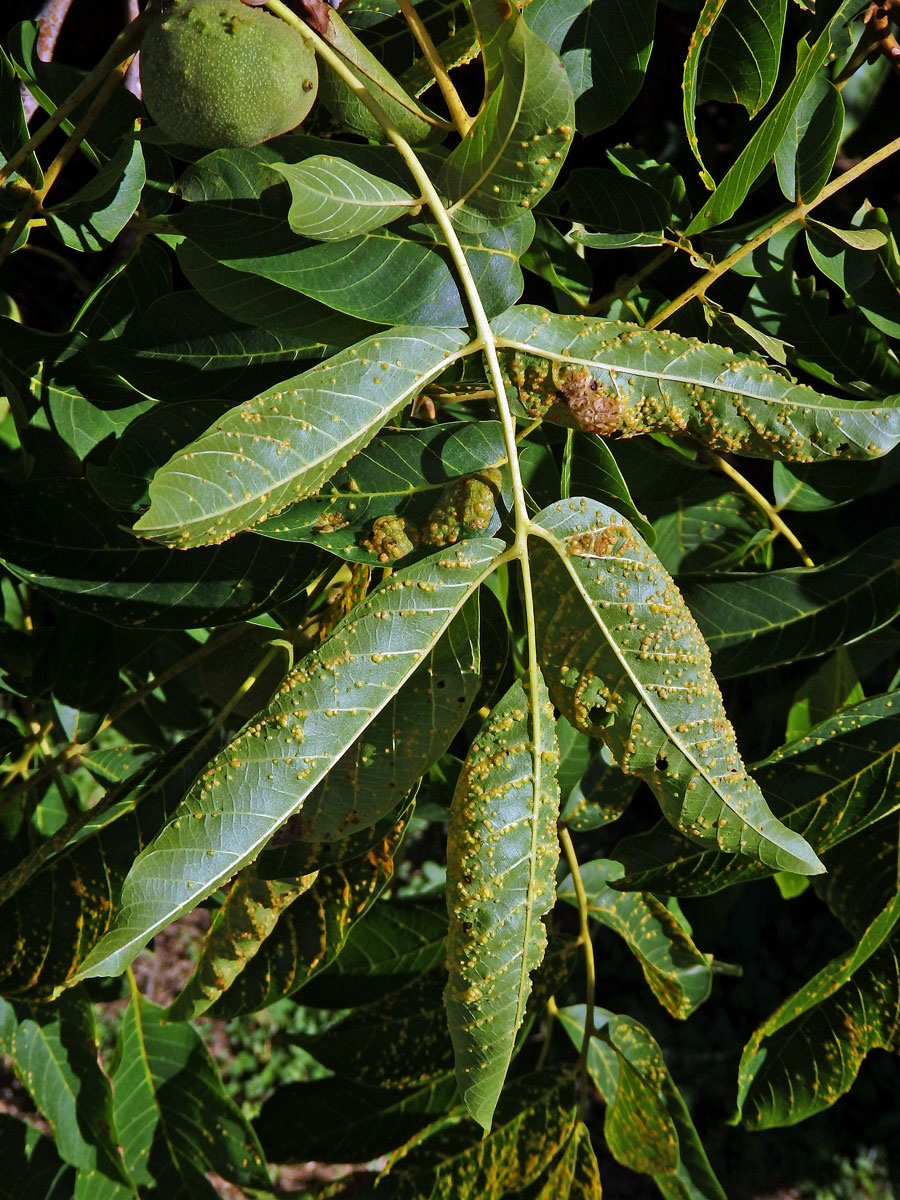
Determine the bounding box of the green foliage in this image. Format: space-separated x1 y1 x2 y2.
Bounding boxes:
2 0 900 1194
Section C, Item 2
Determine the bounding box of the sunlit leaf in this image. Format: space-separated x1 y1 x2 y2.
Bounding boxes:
444 679 560 1130
530 496 823 874
133 328 471 548
274 155 416 240
72 539 501 980
493 305 900 462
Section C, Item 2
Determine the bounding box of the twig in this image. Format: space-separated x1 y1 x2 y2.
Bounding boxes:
647 132 900 331
395 0 473 137
0 6 151 189
559 826 595 1108
704 449 815 567
0 624 247 807
585 245 675 316
0 49 137 269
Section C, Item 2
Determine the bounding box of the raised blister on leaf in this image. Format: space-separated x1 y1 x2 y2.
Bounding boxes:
445 678 560 1131
530 497 823 875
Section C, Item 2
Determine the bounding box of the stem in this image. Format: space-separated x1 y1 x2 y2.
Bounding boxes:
0 6 151 189
647 132 900 331
0 50 137 270
705 450 814 567
395 0 473 137
559 826 595 1094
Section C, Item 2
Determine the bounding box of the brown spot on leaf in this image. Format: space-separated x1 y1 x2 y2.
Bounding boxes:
555 365 621 435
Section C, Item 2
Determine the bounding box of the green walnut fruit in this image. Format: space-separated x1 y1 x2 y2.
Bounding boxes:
140 0 318 148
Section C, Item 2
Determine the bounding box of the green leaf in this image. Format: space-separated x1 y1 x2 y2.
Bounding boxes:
530 1121 602 1199
73 540 501 980
525 0 657 136
736 892 900 1129
110 989 270 1195
0 43 41 191
132 328 471 548
559 859 714 1018
273 155 416 240
295 899 447 1007
444 679 560 1130
438 10 575 224
0 478 324 630
0 739 208 999
255 597 481 845
560 744 638 831
774 76 843 204
686 6 855 233
318 6 442 145
611 692 900 896
386 1071 576 1199
206 808 412 1017
166 866 317 1022
493 304 900 462
558 1005 726 1199
0 1114 72 1200
567 432 655 544
45 139 145 253
530 496 823 874
697 0 787 117
808 205 900 341
301 970 452 1088
745 271 900 398
685 530 900 677
0 991 134 1193
551 168 670 249
255 1074 459 1164
652 481 766 576
256 420 508 562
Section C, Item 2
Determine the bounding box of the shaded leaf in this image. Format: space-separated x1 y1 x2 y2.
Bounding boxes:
255 1074 458 1164
166 866 317 1022
0 991 132 1192
0 739 208 999
559 859 714 1018
493 305 900 462
553 167 671 249
697 0 787 117
0 1115 72 1200
207 808 411 1017
133 328 471 548
652 481 766 576
525 0 657 135
736 892 900 1129
685 530 900 677
0 477 324 630
295 899 448 1007
530 496 823 874
530 1121 602 1199
774 75 843 204
560 744 638 831
45 140 145 253
611 692 900 895
444 679 560 1130
386 1071 575 1199
559 1005 726 1198
256 420 508 563
111 989 270 1196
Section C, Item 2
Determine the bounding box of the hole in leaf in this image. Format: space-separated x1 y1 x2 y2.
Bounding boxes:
655 752 668 771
